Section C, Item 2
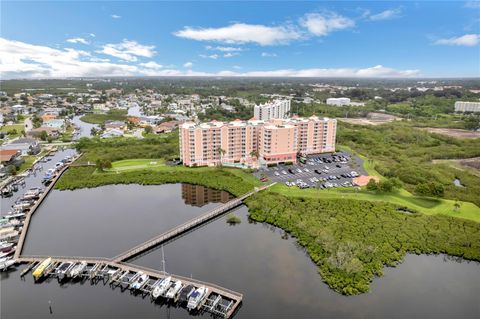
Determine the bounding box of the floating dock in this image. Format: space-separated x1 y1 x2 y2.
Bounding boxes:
17 255 243 318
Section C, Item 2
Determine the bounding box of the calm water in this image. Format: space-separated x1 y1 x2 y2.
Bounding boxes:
71 115 98 139
1 184 479 319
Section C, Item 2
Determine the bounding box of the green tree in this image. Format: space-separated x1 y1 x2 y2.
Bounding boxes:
144 125 153 134
39 130 48 141
366 179 378 191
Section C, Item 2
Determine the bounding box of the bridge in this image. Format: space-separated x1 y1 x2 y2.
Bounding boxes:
112 184 273 263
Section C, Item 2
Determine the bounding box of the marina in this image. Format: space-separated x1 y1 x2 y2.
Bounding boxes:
17 255 243 318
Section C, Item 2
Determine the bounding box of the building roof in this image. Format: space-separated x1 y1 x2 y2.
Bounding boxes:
0 149 20 162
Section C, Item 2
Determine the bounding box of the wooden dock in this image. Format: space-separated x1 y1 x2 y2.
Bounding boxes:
112 184 273 263
17 255 243 318
13 163 73 260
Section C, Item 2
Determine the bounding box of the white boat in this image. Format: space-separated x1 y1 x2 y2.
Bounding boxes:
4 212 26 220
56 262 74 280
151 276 171 299
0 241 14 252
187 286 208 311
68 261 87 278
0 259 16 271
23 188 43 199
130 273 148 290
165 280 182 299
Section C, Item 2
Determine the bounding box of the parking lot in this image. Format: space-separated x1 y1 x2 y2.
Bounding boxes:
255 151 368 190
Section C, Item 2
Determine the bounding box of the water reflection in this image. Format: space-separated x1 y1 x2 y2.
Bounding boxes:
181 184 234 207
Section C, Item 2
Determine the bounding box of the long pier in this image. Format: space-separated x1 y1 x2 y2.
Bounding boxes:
13 162 75 260
112 184 272 263
17 255 243 318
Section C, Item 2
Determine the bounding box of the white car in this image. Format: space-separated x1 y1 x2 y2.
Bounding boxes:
54 162 64 170
274 171 280 176
304 168 310 172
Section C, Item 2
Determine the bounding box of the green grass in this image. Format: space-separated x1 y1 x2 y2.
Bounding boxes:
268 184 480 223
109 159 166 171
17 155 37 173
0 123 24 139
80 109 127 124
56 164 263 197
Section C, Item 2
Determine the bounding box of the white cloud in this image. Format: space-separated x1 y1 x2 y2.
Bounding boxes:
99 39 156 62
368 8 402 21
434 34 480 46
464 1 480 9
300 12 355 36
0 38 419 79
139 61 163 69
199 54 219 59
205 46 243 52
111 14 121 19
232 65 242 70
174 23 301 46
66 37 89 45
223 52 239 58
0 38 140 78
261 52 277 57
89 33 96 38
183 62 193 68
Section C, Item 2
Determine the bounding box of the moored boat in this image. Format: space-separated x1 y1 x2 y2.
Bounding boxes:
187 286 208 311
32 257 52 281
152 276 172 299
165 280 183 299
130 272 148 290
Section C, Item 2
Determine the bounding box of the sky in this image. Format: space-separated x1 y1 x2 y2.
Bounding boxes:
1 1 479 79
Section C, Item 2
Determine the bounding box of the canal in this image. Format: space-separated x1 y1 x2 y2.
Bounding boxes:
2 183 479 319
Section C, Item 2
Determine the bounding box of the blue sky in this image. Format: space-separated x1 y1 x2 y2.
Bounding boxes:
1 1 479 78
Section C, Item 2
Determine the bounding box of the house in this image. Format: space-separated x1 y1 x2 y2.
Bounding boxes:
27 127 60 139
101 129 124 138
104 120 125 130
41 113 57 122
11 104 27 114
42 119 65 130
153 121 180 134
0 149 24 167
1 138 41 155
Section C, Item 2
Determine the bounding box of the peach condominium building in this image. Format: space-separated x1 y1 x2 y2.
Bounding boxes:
179 116 336 168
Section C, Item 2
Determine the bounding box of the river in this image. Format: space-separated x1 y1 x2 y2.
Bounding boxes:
71 115 98 139
1 183 479 319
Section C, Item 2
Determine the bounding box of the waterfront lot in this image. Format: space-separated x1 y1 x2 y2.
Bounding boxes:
256 152 367 189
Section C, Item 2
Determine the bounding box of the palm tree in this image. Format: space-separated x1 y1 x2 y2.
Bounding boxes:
216 147 226 166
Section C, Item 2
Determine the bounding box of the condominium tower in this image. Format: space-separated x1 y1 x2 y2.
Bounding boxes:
179 116 336 168
253 99 291 120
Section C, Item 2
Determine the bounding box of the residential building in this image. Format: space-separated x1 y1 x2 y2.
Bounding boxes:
1 138 40 155
254 99 291 120
326 98 351 106
179 116 336 168
455 101 480 113
0 149 23 167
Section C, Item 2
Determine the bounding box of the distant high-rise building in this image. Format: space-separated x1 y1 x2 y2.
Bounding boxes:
254 99 291 120
455 101 480 113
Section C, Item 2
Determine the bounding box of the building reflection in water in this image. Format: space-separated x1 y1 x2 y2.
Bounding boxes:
181 183 234 207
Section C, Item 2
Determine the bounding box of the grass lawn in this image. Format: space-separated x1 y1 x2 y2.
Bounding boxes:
268 183 480 223
109 158 166 171
17 155 37 173
0 123 25 140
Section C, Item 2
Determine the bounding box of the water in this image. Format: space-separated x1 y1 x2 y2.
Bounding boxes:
71 115 98 139
21 184 233 258
0 148 77 215
1 184 479 319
